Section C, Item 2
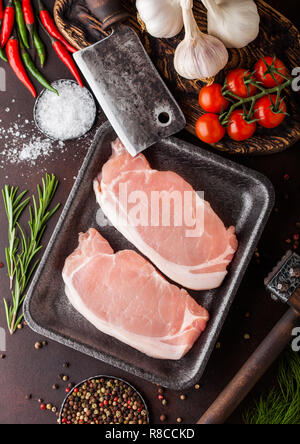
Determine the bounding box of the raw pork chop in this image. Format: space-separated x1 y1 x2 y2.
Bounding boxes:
93 139 238 290
62 228 209 360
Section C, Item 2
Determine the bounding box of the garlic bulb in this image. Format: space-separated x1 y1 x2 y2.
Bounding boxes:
174 0 228 80
136 0 183 39
201 0 260 49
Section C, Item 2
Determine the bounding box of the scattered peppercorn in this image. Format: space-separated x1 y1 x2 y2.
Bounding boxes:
180 394 186 400
63 362 70 368
17 323 23 330
52 384 59 390
0 354 6 359
38 398 44 404
60 377 148 424
244 333 251 340
194 384 200 390
161 399 167 406
160 414 167 422
25 394 32 400
46 403 52 410
215 342 221 350
42 341 48 346
177 417 183 423
62 375 69 382
34 342 42 350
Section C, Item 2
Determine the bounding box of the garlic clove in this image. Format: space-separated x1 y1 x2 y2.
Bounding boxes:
136 0 184 39
174 0 228 80
202 0 260 49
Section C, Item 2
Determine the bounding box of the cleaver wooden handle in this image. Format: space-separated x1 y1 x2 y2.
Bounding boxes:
85 0 130 30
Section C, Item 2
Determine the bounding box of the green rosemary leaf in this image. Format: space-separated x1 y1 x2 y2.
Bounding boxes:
3 298 11 327
2 174 60 334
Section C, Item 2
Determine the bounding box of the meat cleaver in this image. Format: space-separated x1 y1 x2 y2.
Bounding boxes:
73 0 186 157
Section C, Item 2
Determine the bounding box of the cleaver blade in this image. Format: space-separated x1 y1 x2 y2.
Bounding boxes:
73 25 186 157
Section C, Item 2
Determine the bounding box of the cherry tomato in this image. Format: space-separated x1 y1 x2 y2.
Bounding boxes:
254 94 287 128
254 57 288 88
226 68 257 98
195 114 225 144
199 83 229 113
227 110 257 141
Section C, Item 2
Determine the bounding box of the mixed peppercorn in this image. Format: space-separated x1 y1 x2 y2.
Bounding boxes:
0 0 83 97
60 378 149 425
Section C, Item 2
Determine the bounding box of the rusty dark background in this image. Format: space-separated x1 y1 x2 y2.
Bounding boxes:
0 0 299 425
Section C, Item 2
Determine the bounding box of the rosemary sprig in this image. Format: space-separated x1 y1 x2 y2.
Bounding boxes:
2 186 30 290
2 174 60 334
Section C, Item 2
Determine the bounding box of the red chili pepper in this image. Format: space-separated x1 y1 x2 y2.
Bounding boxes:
22 0 34 45
52 38 83 87
6 34 36 97
0 0 4 23
38 0 76 53
1 0 15 48
22 0 34 25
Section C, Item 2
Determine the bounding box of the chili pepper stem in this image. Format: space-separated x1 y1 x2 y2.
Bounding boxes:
26 22 34 48
0 46 7 62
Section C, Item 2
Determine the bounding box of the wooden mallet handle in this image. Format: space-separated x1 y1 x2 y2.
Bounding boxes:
197 308 300 424
85 0 129 30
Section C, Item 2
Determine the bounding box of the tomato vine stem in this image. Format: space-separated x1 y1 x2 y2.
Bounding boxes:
220 78 292 126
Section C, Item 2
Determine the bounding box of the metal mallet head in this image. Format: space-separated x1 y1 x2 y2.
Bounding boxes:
265 251 300 314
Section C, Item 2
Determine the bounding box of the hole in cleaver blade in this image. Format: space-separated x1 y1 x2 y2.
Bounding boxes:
73 25 186 156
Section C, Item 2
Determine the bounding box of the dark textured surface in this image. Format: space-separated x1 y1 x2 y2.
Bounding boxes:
0 0 299 426
74 25 186 156
24 122 274 391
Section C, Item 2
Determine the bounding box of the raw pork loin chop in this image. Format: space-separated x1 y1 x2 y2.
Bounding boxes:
62 228 209 360
94 139 238 290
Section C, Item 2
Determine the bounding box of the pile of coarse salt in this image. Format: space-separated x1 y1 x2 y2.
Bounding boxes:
0 112 65 167
35 80 96 141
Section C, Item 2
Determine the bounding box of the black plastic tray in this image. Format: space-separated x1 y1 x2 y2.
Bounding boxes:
24 122 275 390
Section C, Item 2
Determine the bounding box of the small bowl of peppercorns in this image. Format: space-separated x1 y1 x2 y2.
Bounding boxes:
59 376 149 425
